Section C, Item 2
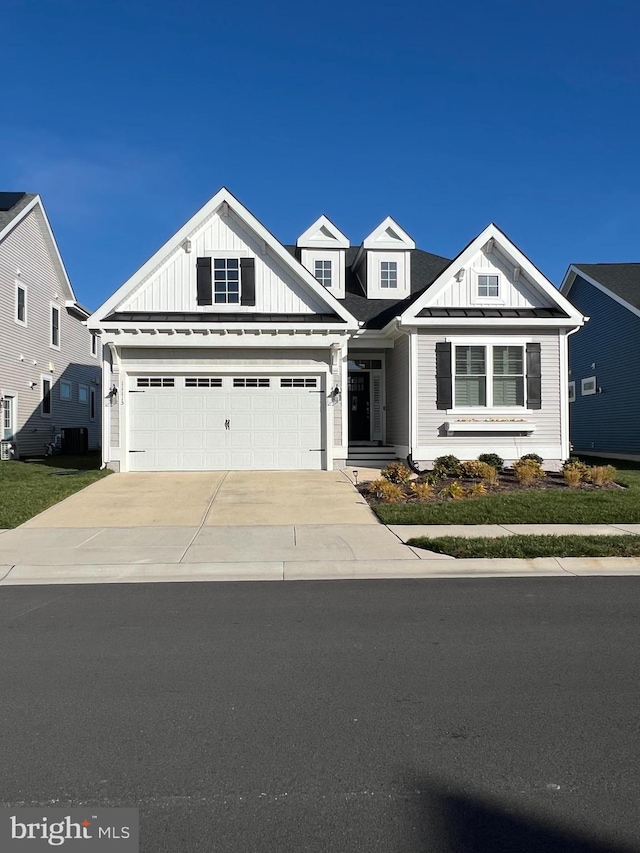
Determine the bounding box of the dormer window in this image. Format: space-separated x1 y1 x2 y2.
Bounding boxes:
477 274 500 298
314 259 332 288
213 258 240 304
381 261 398 289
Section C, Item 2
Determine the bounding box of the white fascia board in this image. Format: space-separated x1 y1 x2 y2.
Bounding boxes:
296 215 350 248
401 223 584 325
100 332 348 349
0 195 76 302
90 188 358 328
363 216 416 250
561 264 640 321
399 317 584 329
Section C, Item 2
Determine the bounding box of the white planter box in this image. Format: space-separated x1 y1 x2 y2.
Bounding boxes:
445 421 536 434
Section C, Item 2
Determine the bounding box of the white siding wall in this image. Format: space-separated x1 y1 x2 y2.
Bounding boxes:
415 329 563 465
123 211 327 314
0 210 101 456
385 334 410 447
432 246 546 308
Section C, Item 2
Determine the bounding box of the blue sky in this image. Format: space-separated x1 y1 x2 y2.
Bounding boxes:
2 0 639 309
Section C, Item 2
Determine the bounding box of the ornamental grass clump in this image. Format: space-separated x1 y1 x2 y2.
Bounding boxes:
459 460 498 482
587 465 617 487
438 481 466 501
513 459 544 485
368 478 404 503
563 463 584 489
381 461 412 484
410 481 434 502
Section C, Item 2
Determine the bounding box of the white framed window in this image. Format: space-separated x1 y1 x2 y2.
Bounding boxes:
568 381 576 403
60 380 72 401
78 383 89 404
213 258 240 304
41 376 52 418
477 273 500 298
15 282 27 325
50 303 60 349
380 261 398 288
581 376 597 396
454 344 526 408
90 387 96 421
90 333 98 357
314 259 332 288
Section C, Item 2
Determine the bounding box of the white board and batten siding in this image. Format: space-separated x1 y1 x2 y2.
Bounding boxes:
109 347 343 471
122 211 327 315
0 208 101 457
432 245 547 309
415 329 563 465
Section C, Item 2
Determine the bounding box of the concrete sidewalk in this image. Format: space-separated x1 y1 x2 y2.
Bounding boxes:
388 523 640 539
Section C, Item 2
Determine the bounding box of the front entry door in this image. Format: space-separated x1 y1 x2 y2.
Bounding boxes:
348 372 370 441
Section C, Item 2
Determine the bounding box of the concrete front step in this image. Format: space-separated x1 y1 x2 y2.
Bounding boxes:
347 445 398 466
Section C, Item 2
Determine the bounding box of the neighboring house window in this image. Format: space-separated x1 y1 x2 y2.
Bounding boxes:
60 380 72 401
454 344 526 407
568 381 576 403
41 377 52 417
15 283 27 325
314 260 332 288
50 304 60 348
213 258 240 304
477 274 500 298
78 383 89 404
380 261 398 288
581 376 597 396
455 346 486 406
90 387 96 421
90 333 98 357
492 346 524 406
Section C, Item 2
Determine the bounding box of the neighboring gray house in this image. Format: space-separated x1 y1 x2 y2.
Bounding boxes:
88 188 584 473
0 192 102 459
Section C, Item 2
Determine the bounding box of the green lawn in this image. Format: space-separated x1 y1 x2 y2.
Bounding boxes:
374 461 640 525
408 534 640 559
0 453 111 528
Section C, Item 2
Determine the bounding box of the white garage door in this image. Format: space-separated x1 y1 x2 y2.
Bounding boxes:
127 375 324 471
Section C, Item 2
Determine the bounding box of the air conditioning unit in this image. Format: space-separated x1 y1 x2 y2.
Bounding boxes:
0 440 15 461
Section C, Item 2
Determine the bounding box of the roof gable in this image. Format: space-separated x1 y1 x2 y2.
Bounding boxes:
297 215 349 248
561 264 640 319
363 216 415 250
401 223 583 326
90 188 358 327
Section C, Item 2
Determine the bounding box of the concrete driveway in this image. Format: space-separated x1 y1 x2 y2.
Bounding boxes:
22 471 376 528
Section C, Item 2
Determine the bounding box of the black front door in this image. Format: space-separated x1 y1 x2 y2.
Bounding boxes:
348 372 370 441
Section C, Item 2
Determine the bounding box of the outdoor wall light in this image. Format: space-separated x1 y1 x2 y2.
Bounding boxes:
329 386 341 403
106 385 118 401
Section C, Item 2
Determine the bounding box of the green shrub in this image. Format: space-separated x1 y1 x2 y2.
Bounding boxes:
433 455 461 477
520 453 543 465
478 453 504 471
459 460 497 481
381 461 412 484
367 478 405 503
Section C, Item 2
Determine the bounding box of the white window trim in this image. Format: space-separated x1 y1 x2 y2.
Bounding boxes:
40 375 52 418
89 386 96 421
60 380 72 402
15 281 27 326
568 380 576 403
50 301 61 350
380 259 398 289
448 342 530 413
314 258 333 288
90 333 98 358
474 271 504 303
581 376 597 396
78 383 89 405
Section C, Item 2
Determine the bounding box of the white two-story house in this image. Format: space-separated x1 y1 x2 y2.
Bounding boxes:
88 188 583 472
0 192 101 459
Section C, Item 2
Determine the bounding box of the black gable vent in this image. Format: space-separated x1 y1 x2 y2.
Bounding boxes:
0 192 26 211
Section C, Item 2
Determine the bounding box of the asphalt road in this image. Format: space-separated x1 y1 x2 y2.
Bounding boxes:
2 579 640 852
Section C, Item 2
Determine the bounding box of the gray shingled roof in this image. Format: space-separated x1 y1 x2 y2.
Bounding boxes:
0 192 37 234
573 264 640 310
285 245 451 328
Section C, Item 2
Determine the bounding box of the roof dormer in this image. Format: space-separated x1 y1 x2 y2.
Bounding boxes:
354 216 415 300
297 215 349 298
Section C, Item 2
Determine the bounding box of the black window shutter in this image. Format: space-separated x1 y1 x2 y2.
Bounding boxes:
240 257 256 306
436 342 452 410
196 257 212 306
526 342 542 409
